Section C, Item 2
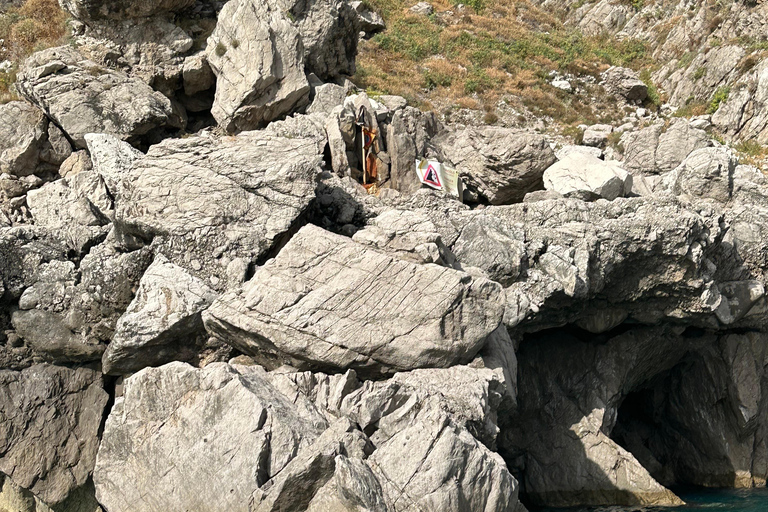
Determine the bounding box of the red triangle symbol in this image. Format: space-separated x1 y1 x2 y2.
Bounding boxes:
423 164 442 187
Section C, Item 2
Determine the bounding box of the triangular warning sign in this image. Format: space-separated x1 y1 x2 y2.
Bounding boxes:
423 164 442 188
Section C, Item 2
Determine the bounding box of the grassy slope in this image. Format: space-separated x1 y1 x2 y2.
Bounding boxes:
0 0 68 102
353 0 657 127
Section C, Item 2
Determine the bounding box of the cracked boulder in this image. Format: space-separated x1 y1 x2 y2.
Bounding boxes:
203 224 505 376
94 362 328 512
206 0 309 132
16 46 180 148
26 176 111 254
432 126 557 204
284 0 360 80
0 365 108 507
543 152 632 201
0 101 70 178
102 254 218 375
112 130 323 288
12 242 152 364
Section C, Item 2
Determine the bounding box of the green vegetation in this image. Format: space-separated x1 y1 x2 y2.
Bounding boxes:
707 86 730 114
0 0 69 102
639 69 660 106
735 139 765 157
354 0 653 124
693 66 706 80
215 41 227 57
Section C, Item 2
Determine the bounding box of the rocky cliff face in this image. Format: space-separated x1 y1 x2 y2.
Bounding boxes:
0 0 768 510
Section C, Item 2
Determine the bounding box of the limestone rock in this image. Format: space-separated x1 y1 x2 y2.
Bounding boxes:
386 106 442 194
113 130 322 287
601 66 648 101
26 178 110 253
206 0 309 132
582 124 613 148
369 406 520 512
504 327 689 507
204 225 505 375
16 46 178 148
94 362 328 512
285 0 360 80
432 126 556 204
671 146 738 203
621 119 712 175
352 0 386 35
543 153 632 200
0 102 48 177
0 365 108 506
182 52 215 97
102 254 218 375
13 241 153 363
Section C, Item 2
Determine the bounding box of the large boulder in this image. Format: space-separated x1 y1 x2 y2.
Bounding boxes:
601 66 648 102
621 118 712 175
0 102 50 177
284 0 360 80
203 225 506 376
669 146 738 203
0 365 108 507
543 152 632 201
432 126 557 204
206 0 309 132
95 361 524 512
110 130 323 288
26 177 111 253
12 242 153 363
16 46 180 148
94 362 328 512
368 408 520 512
102 254 218 375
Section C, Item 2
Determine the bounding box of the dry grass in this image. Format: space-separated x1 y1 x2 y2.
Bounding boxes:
0 0 68 102
354 0 655 127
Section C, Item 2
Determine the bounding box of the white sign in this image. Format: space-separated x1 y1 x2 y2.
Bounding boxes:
415 159 463 200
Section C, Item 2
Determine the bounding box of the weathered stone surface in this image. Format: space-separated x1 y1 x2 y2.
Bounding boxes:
386 106 442 194
182 52 215 97
16 46 178 148
621 118 711 175
0 102 48 177
0 365 107 506
504 326 689 508
582 124 613 148
669 146 738 203
102 254 218 375
249 418 369 512
94 362 327 512
0 476 102 512
58 0 195 21
432 126 556 204
206 0 309 132
13 241 153 362
285 0 359 80
26 178 110 253
113 130 322 287
369 405 520 512
712 59 768 144
543 153 632 200
352 0 385 35
204 225 505 375
601 66 648 101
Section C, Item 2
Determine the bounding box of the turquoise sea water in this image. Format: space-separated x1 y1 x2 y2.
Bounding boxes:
535 488 768 512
